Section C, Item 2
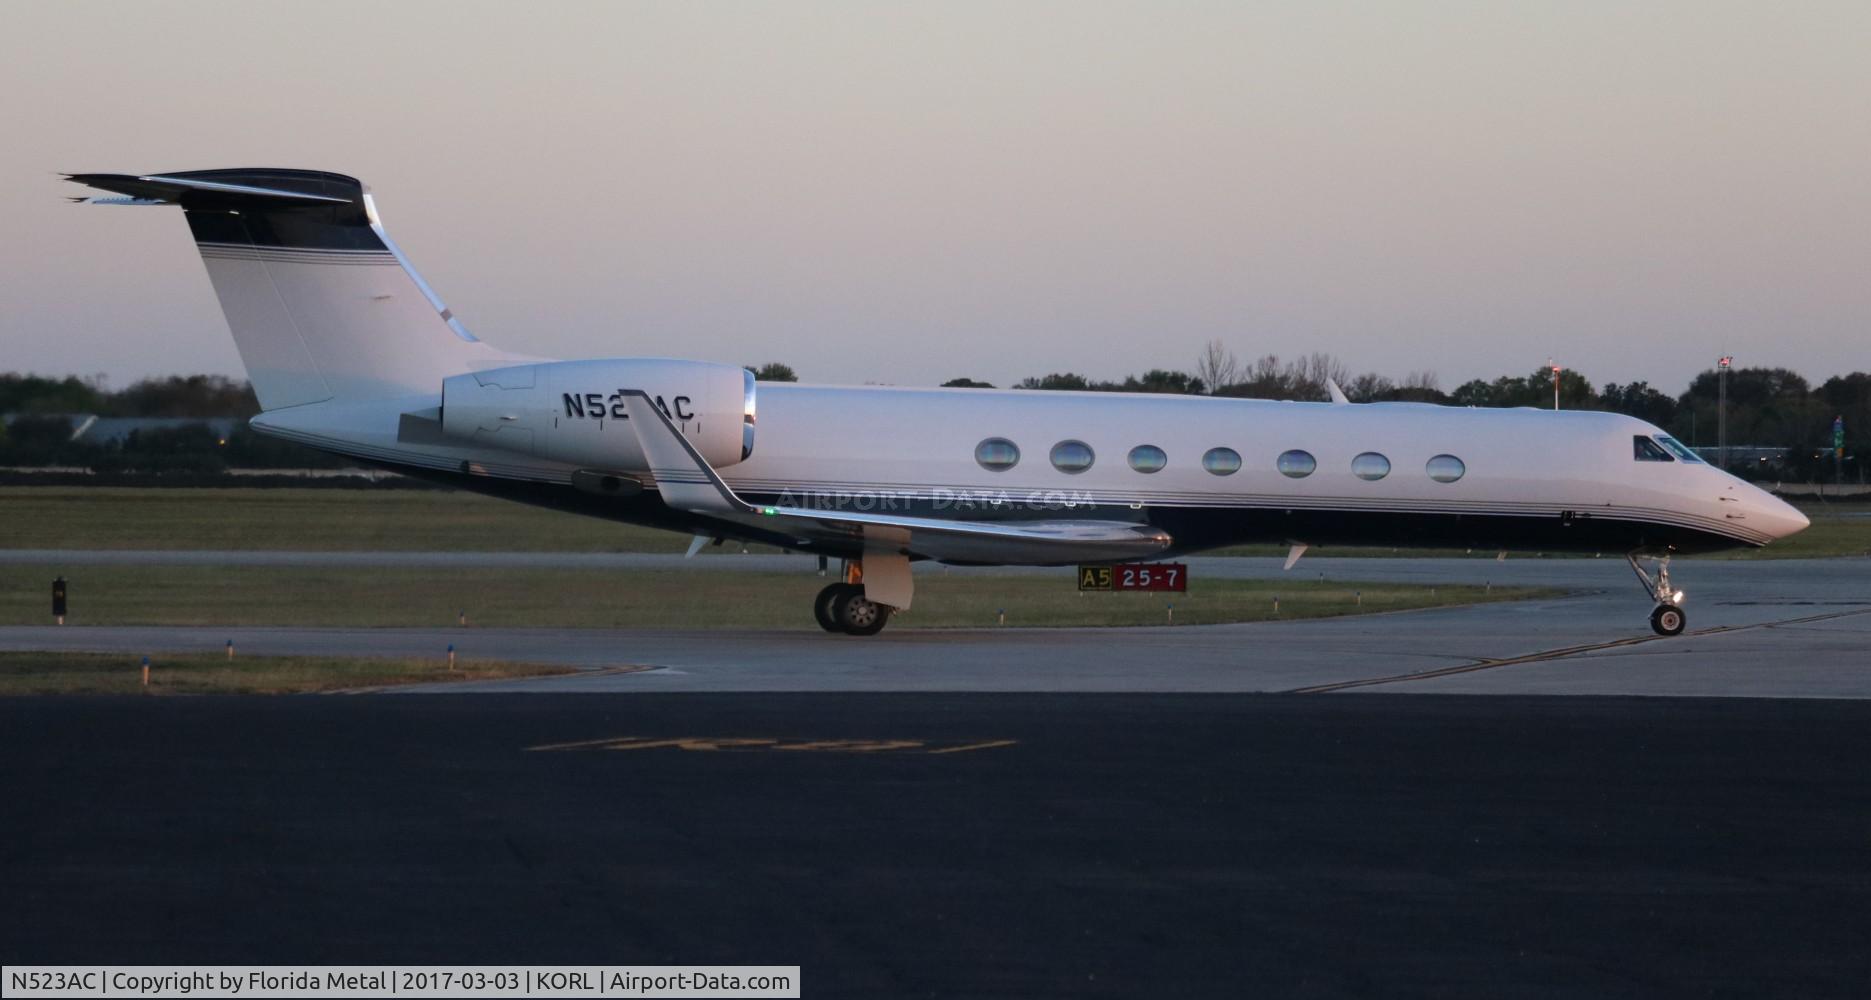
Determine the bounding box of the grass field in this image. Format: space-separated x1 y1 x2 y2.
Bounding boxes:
0 486 689 552
3 486 1863 559
0 562 1549 629
0 650 573 695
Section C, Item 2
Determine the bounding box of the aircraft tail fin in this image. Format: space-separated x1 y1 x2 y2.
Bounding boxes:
67 169 511 410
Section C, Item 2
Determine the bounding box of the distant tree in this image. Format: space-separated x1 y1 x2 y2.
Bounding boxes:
1391 371 1447 403
749 363 798 383
1118 369 1206 395
1597 381 1677 427
1675 366 1825 472
1818 373 1871 452
1340 369 1451 404
1817 373 1871 481
1015 372 1091 391
1194 339 1239 395
1449 379 1495 407
0 373 105 414
105 374 259 417
1213 352 1351 401
941 377 995 388
1345 373 1394 403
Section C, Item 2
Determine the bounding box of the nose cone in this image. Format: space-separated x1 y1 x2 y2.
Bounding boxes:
1748 485 1810 542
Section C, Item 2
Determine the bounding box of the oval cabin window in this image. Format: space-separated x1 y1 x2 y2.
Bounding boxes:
1277 449 1317 479
1351 452 1391 481
1127 444 1167 474
1426 454 1466 483
1202 447 1241 476
975 437 1020 472
1050 440 1095 474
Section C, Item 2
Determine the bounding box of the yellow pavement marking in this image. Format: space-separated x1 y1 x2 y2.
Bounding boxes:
526 736 1018 754
927 739 1020 754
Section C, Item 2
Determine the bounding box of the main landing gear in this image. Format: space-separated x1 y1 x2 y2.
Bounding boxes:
811 552 910 636
812 553 902 636
1627 552 1687 636
813 582 891 636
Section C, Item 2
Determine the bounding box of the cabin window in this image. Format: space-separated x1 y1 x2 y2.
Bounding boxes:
1426 454 1466 483
1351 452 1391 480
1277 449 1317 479
1050 440 1095 474
1202 447 1241 476
1654 435 1704 463
1127 444 1167 474
975 437 1020 472
1633 436 1674 462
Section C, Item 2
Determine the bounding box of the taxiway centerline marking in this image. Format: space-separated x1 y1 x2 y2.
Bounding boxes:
1289 607 1871 694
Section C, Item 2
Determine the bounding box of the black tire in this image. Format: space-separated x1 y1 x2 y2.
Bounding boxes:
1650 604 1686 636
813 583 854 633
833 589 891 636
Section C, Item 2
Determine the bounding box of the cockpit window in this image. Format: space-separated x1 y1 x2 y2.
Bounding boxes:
1633 436 1674 462
1654 435 1704 464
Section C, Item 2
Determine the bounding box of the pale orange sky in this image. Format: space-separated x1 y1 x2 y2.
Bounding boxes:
2 1 1866 391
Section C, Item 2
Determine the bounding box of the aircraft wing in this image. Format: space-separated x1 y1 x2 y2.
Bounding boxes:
619 391 1172 565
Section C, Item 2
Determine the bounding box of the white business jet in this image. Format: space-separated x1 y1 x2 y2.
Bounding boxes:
68 169 1809 636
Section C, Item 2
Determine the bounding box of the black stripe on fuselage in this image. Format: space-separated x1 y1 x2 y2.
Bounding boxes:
342 456 1758 558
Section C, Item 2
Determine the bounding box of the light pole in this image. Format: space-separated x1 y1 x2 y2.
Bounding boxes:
1717 355 1732 469
1549 359 1561 411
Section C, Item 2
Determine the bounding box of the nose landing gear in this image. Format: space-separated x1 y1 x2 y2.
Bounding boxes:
1627 552 1687 636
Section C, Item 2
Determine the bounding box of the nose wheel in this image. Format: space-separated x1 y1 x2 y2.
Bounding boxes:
1648 604 1686 636
1627 552 1688 636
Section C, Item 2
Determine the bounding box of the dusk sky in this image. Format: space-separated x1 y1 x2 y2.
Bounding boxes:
2 1 1865 392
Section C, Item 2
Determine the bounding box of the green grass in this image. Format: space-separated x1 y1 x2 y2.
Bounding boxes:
0 650 573 695
6 486 1857 559
1709 507 1871 559
0 486 698 552
0 562 1549 629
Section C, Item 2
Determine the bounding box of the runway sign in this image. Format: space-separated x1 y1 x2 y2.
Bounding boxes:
1078 563 1188 592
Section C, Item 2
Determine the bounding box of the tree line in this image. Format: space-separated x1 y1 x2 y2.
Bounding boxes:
940 342 1866 482
3 355 1865 482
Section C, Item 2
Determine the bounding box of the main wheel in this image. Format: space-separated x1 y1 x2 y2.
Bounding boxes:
1649 604 1686 636
813 583 856 632
832 589 892 636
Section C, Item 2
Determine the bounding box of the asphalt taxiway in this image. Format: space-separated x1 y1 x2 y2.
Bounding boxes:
6 556 1870 996
5 694 1869 997
2 557 1866 697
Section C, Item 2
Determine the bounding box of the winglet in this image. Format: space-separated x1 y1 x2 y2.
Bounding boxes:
619 391 752 516
1325 378 1351 405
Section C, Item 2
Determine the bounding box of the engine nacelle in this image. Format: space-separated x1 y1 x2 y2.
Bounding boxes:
440 358 755 472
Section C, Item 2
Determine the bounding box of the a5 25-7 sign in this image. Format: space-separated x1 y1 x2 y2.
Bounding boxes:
1078 563 1188 592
